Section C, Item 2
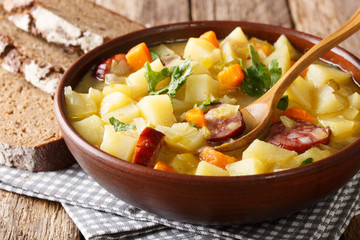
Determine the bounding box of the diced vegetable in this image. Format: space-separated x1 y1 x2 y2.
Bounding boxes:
195 161 229 176
273 34 301 60
348 92 360 110
137 95 176 127
282 106 315 123
125 42 153 71
126 58 164 98
95 53 127 81
185 107 206 128
102 103 140 124
183 38 221 68
168 154 199 175
102 84 132 97
306 64 351 87
100 125 137 162
100 91 135 116
285 76 313 109
154 161 174 172
242 139 297 167
156 123 205 151
216 63 244 88
199 147 236 169
316 85 346 114
319 117 354 137
71 115 105 146
184 74 219 103
226 158 266 176
64 86 98 120
264 45 291 74
199 30 220 48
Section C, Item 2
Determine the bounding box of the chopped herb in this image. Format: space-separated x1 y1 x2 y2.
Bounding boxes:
109 117 135 132
189 121 199 130
238 58 244 69
277 95 289 110
150 50 160 61
194 99 220 111
300 158 313 166
145 58 192 102
144 62 172 92
240 45 282 97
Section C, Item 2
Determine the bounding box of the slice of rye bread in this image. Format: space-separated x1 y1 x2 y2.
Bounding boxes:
0 0 143 171
0 67 74 172
3 0 143 54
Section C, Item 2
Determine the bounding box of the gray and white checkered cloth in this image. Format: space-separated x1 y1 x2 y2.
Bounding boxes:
0 163 359 239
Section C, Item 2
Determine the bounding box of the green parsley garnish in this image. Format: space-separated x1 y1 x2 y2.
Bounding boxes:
189 120 199 130
194 99 220 111
240 45 282 97
145 58 192 101
300 158 313 166
150 50 160 61
109 117 135 132
276 95 289 110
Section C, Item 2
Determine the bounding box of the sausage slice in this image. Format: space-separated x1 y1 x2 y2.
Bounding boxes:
266 121 331 153
133 127 165 167
204 103 246 142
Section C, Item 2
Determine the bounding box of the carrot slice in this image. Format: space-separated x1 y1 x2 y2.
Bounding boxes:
154 161 174 172
217 64 244 88
282 106 315 123
125 42 152 71
199 30 220 48
185 107 206 128
199 147 236 169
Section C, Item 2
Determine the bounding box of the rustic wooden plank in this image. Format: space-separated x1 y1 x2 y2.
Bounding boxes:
289 0 360 57
343 214 360 240
0 189 80 240
89 0 190 26
191 0 292 28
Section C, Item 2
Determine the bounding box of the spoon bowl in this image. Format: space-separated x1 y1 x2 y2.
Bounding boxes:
215 7 360 152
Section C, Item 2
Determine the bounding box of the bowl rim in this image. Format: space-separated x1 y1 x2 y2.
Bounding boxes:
55 20 360 183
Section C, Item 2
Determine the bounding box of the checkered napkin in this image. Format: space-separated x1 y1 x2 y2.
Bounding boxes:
0 164 359 240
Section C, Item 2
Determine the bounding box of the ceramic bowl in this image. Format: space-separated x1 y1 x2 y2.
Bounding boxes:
54 21 360 225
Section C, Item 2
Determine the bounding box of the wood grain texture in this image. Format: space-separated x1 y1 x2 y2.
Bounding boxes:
289 0 360 57
191 0 292 28
0 189 80 240
89 0 190 26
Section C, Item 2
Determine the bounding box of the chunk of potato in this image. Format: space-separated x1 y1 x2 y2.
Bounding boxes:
274 34 301 60
195 161 229 176
71 115 105 147
88 87 103 105
226 158 267 176
319 117 354 137
306 64 351 87
316 85 346 114
102 84 132 97
101 103 140 124
156 123 205 151
100 125 137 161
342 107 359 120
242 139 297 167
183 38 221 68
184 74 219 104
264 45 291 74
137 95 176 127
280 147 331 169
64 86 98 120
150 44 176 57
285 76 313 109
220 27 249 51
348 92 360 110
126 58 164 98
168 153 200 175
100 91 135 116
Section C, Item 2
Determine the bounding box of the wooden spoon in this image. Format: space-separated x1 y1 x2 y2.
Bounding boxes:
214 7 360 152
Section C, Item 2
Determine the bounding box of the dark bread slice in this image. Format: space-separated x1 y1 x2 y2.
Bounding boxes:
3 0 143 54
0 67 74 171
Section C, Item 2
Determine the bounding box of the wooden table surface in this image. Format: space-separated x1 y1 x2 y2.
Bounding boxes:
1 0 360 239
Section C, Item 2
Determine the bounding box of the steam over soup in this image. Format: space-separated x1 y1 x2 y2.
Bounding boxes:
65 27 360 176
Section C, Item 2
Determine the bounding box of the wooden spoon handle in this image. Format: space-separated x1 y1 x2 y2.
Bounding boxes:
267 6 360 107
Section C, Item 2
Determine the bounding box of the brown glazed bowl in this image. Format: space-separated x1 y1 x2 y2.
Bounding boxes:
54 21 360 225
